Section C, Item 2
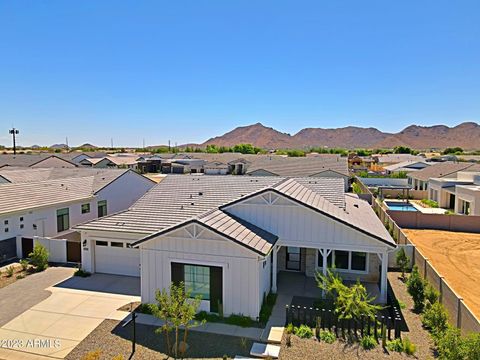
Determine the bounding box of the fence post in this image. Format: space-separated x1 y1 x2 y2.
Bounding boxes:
394 317 400 339
457 298 463 329
387 317 392 340
374 315 378 341
285 305 289 326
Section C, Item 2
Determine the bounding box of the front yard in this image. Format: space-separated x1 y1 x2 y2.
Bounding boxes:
66 319 254 360
0 262 30 289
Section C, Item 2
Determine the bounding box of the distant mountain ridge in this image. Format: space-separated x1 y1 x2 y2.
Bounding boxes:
200 122 480 150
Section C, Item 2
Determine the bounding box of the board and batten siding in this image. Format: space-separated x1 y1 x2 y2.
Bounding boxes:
140 224 264 318
224 193 389 254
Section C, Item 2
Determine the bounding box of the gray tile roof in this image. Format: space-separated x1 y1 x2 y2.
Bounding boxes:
408 162 476 182
0 154 74 168
0 177 95 215
0 168 132 193
77 175 394 251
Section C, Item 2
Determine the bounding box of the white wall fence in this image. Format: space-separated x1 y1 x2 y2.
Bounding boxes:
358 177 409 187
34 236 67 263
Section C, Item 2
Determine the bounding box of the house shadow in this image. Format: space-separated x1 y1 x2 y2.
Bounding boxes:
54 273 141 296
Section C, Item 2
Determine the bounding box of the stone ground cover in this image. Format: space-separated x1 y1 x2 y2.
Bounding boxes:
66 319 254 360
278 271 437 359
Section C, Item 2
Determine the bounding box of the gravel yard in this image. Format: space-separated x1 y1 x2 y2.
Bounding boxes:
279 272 437 359
66 319 254 360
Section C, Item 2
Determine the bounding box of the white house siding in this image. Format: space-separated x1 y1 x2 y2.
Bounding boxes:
0 198 96 257
140 224 263 318
224 192 390 284
31 157 76 168
259 252 272 307
455 187 480 215
95 171 155 215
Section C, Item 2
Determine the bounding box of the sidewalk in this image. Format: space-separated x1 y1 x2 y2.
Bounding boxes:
135 313 264 341
260 293 291 342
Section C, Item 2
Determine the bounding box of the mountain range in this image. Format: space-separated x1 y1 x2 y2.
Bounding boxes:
200 122 480 150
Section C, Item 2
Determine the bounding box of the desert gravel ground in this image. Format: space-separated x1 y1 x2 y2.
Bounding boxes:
279 272 437 359
66 319 253 360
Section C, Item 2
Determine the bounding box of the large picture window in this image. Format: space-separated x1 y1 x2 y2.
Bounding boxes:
56 208 70 233
317 250 368 272
184 265 210 300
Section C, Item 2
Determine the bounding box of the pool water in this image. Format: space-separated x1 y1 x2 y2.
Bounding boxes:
385 201 418 212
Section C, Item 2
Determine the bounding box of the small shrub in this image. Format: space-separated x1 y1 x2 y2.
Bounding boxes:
74 268 91 277
5 265 14 277
319 329 336 344
285 323 294 334
195 310 222 322
136 303 157 315
285 333 292 347
461 332 480 360
294 324 314 339
20 259 29 271
402 337 416 355
29 243 49 271
259 292 277 324
386 338 404 352
407 266 425 312
422 302 448 335
81 350 102 360
435 326 462 359
225 314 253 328
360 335 377 350
395 299 406 309
424 284 440 308
421 199 439 208
16 274 25 280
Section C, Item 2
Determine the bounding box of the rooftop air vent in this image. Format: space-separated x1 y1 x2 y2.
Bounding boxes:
198 192 203 196
191 202 194 206
354 204 359 208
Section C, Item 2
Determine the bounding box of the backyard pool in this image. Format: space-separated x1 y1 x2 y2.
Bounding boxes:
385 201 418 212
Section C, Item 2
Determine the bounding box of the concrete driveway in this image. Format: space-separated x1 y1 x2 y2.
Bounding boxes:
0 272 140 359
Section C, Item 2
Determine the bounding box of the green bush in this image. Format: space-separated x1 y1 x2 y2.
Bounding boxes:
225 314 254 328
294 325 314 339
436 326 463 360
421 199 439 208
285 323 294 334
195 310 222 322
259 292 277 324
395 248 410 281
5 265 14 277
386 338 404 352
407 266 425 312
74 268 91 277
461 332 480 360
422 302 449 335
28 243 49 271
20 259 29 271
424 284 440 308
360 335 377 350
319 330 336 344
402 337 416 355
136 303 157 315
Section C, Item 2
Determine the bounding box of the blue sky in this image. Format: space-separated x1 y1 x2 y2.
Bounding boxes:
0 1 479 147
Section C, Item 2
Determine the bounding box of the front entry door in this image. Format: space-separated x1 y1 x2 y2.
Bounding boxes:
286 247 301 271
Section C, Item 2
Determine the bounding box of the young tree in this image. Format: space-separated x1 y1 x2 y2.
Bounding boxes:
152 282 203 358
407 265 425 312
316 270 382 320
395 248 410 281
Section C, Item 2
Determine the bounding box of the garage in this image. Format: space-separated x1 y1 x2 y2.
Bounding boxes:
0 237 17 264
94 240 140 276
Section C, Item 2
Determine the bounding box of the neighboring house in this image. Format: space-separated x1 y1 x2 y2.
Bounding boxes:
203 161 229 175
76 175 395 319
62 152 109 164
383 160 431 175
0 154 78 169
428 171 480 215
372 154 425 165
407 162 477 191
80 156 139 170
0 169 155 264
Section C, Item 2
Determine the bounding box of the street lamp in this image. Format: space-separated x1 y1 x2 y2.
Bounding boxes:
9 128 19 155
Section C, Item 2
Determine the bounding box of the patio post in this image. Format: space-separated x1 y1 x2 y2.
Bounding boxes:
379 251 388 303
272 245 279 293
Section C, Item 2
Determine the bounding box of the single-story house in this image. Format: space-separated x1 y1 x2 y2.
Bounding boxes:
407 162 478 191
383 160 431 175
428 171 480 215
0 154 78 169
76 175 395 319
0 169 155 264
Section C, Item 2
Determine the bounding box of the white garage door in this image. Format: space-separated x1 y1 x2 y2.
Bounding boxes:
94 241 140 277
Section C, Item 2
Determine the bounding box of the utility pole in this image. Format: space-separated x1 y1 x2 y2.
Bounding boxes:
168 140 171 152
9 128 19 155
111 138 114 149
66 137 69 151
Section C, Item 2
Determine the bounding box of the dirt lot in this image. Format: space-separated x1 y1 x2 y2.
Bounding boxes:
403 229 480 318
